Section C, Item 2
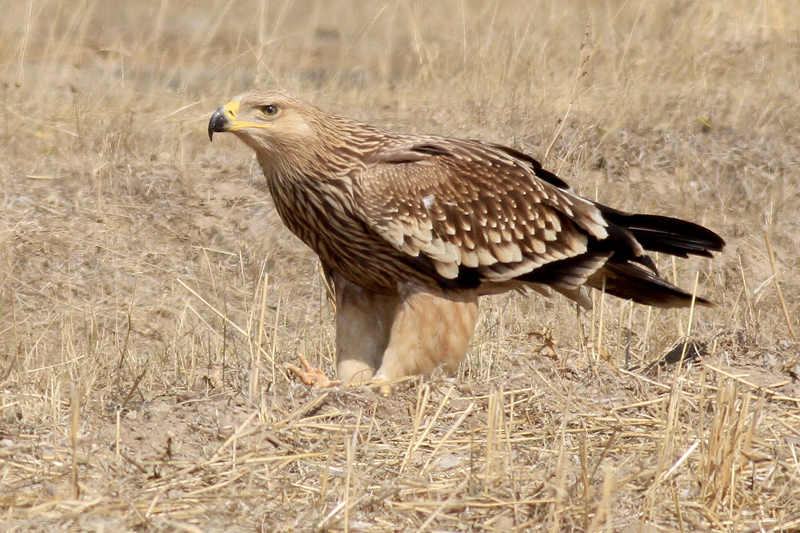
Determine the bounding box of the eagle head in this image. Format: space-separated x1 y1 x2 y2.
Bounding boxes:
208 89 322 173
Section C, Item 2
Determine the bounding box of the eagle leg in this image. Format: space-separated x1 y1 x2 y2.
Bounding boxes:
372 286 480 393
333 272 398 385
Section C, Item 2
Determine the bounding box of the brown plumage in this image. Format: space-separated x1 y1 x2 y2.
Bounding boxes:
208 89 725 388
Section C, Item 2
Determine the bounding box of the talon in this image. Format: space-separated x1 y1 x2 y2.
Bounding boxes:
286 354 340 389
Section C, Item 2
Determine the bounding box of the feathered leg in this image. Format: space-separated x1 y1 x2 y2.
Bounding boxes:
333 273 399 384
373 286 479 388
287 271 397 387
297 275 480 391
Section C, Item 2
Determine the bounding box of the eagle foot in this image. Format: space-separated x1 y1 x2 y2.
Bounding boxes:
286 354 341 389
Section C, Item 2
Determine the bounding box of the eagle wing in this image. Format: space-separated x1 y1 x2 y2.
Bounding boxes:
353 137 624 294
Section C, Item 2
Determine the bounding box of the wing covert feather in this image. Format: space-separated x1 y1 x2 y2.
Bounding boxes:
353 138 609 286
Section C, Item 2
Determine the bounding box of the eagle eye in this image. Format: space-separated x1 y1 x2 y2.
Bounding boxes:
258 104 279 116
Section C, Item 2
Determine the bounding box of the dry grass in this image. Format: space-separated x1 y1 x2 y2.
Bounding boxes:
2 0 800 531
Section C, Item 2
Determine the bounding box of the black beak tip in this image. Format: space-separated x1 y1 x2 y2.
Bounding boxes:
208 108 229 142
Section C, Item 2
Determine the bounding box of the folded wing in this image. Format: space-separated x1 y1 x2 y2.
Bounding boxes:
354 137 724 307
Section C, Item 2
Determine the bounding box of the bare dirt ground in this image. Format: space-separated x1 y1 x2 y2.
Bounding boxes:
2 1 800 531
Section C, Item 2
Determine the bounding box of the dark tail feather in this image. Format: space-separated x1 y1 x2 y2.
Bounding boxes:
587 262 715 308
597 204 726 259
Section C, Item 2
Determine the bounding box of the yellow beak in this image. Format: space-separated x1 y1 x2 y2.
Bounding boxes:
208 100 270 140
208 101 239 140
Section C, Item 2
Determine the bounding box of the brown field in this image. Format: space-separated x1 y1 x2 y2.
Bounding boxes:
2 1 800 531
